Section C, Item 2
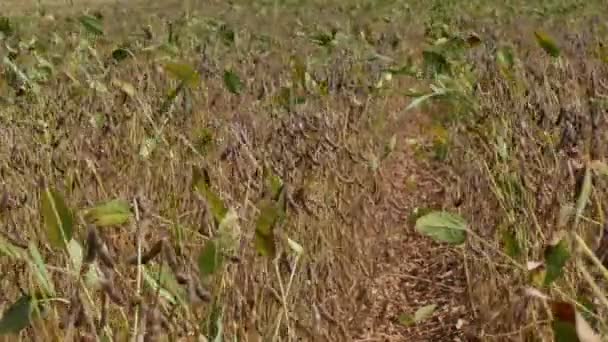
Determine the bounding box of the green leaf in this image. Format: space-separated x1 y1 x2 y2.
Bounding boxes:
28 242 55 296
501 229 521 258
198 239 223 277
83 199 132 227
223 70 243 95
0 295 35 335
544 239 570 286
399 304 437 326
164 62 200 87
534 31 560 57
193 167 228 224
415 211 467 244
40 187 74 249
78 15 104 36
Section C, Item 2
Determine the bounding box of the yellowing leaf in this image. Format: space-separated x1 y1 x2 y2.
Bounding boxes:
534 31 560 57
164 62 200 87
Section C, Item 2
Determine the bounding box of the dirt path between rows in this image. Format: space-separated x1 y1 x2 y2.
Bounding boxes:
346 111 473 341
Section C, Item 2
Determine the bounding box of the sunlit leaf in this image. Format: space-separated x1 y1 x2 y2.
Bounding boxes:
415 211 467 244
40 187 74 249
111 79 136 97
198 239 223 277
534 31 560 57
544 238 570 286
83 199 132 227
223 70 243 95
79 15 104 36
287 237 303 255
